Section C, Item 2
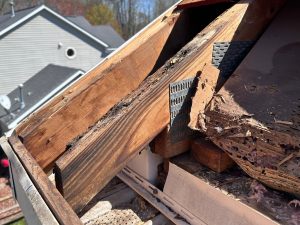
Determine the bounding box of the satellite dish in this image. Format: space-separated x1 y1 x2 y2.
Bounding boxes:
0 95 11 110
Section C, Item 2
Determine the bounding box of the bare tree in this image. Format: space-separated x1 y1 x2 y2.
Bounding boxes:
154 0 177 17
0 0 8 15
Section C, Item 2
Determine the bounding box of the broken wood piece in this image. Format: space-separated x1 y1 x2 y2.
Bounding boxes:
191 138 234 172
189 64 220 131
6 134 83 225
202 0 300 196
54 0 286 213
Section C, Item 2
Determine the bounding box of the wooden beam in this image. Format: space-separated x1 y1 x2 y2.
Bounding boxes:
177 0 231 9
191 138 234 172
1 138 58 225
54 0 286 213
15 4 195 171
7 134 82 225
152 124 191 158
200 0 300 196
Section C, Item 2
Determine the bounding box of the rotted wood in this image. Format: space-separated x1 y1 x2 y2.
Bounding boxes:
201 1 300 196
189 64 221 130
54 0 286 213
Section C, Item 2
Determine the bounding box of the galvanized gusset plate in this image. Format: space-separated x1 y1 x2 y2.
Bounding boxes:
169 77 197 143
212 41 254 78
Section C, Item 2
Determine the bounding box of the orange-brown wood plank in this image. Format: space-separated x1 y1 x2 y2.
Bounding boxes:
189 65 220 130
153 125 191 158
191 138 234 172
54 0 286 213
7 134 82 225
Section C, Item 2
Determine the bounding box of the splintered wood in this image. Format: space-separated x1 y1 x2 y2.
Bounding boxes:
189 65 220 130
54 0 286 213
201 1 300 196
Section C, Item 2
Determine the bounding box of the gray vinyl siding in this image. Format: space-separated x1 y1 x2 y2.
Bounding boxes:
0 11 105 95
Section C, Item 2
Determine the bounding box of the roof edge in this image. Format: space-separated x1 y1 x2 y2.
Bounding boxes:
0 5 109 48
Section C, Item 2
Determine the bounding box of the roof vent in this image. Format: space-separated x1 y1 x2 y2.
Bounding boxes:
10 1 15 18
18 84 25 109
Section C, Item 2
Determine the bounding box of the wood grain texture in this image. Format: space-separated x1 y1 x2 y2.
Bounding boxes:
15 4 193 171
7 134 82 225
164 163 279 225
54 0 286 213
202 1 300 195
191 138 234 172
152 124 191 158
189 64 220 130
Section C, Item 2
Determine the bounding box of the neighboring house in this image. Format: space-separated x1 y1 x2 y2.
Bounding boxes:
67 16 124 54
0 5 125 95
0 64 84 134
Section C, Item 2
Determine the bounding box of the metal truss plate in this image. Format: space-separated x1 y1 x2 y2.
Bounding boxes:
212 41 254 78
169 77 197 143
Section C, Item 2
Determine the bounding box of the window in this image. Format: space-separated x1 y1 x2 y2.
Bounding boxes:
65 47 76 59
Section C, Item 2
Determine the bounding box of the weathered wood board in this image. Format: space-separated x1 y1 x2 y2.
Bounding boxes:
16 2 206 171
54 0 286 213
7 134 83 225
164 163 280 225
202 0 300 196
0 137 58 225
167 154 300 225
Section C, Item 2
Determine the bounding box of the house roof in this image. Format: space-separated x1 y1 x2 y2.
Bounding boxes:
0 6 39 33
0 64 84 131
0 5 109 48
67 16 125 49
